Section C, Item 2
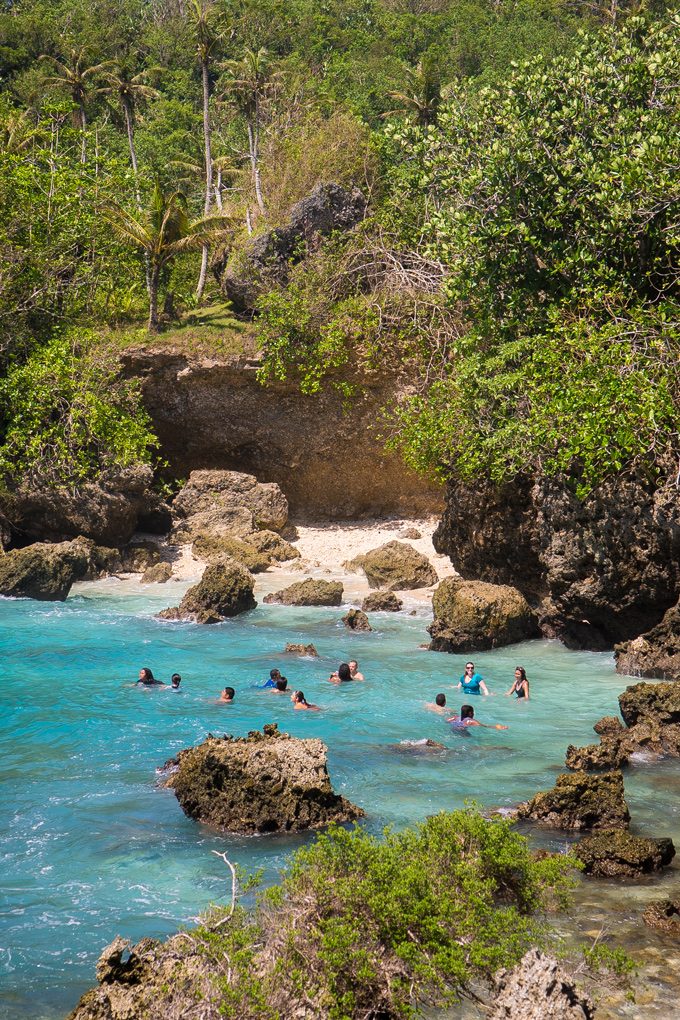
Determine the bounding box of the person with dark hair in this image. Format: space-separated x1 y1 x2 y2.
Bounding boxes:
163 673 182 691
291 690 320 711
455 662 490 696
349 660 365 681
218 687 235 703
329 663 353 683
425 693 448 713
505 667 530 700
257 668 286 689
448 704 507 730
137 668 164 686
273 678 288 692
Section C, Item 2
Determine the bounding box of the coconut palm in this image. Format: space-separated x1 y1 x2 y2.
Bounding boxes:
384 58 442 127
39 48 114 162
219 47 274 214
0 108 45 154
100 65 159 203
102 184 234 332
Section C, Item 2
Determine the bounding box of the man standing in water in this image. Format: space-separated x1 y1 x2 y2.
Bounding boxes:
349 660 365 681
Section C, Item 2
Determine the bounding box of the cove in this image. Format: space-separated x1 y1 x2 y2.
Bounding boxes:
1 578 678 1019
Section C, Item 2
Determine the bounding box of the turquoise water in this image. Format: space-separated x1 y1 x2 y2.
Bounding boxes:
1 579 678 1019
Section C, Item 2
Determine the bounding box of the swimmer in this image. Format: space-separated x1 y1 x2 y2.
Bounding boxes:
218 687 235 703
455 662 490 696
425 693 448 714
329 663 353 684
258 668 286 689
505 666 530 700
137 667 165 686
291 690 320 711
447 704 507 730
272 678 288 693
162 673 182 691
349 660 365 682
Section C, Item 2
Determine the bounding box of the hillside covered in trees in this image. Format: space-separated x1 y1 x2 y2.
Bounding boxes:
0 0 678 501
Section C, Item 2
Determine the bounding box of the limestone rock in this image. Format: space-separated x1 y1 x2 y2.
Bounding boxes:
0 541 91 600
428 578 537 653
575 829 675 878
120 541 160 573
643 898 680 934
398 527 421 540
263 579 343 606
565 742 628 771
615 601 680 679
490 948 594 1019
192 532 271 572
361 590 403 612
164 724 363 834
172 469 288 542
158 561 256 624
284 642 319 657
594 716 625 737
141 562 172 584
67 537 122 579
342 608 372 631
516 771 630 831
353 541 437 591
618 681 680 728
247 529 299 562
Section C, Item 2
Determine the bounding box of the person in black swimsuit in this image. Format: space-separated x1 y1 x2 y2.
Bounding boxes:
504 666 529 700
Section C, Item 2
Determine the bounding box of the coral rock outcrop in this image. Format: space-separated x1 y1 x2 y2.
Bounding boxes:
0 540 91 601
428 578 537 653
351 540 437 591
342 608 372 631
263 578 343 606
574 830 675 878
490 948 594 1019
361 590 403 612
158 561 256 623
615 600 680 680
172 469 288 542
516 771 629 831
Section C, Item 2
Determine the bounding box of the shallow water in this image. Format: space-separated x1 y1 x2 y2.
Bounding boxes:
1 578 678 1018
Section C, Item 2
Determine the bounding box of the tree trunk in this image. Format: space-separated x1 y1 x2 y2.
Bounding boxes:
79 102 87 164
124 99 151 297
148 265 161 333
196 57 213 302
248 117 265 213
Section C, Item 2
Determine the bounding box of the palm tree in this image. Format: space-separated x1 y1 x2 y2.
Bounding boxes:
100 65 159 205
384 58 442 127
0 108 45 154
102 184 234 332
39 48 114 162
220 47 274 215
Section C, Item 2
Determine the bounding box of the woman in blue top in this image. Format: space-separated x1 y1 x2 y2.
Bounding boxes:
455 661 490 696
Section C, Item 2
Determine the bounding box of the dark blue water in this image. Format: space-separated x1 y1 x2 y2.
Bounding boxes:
0 578 672 1018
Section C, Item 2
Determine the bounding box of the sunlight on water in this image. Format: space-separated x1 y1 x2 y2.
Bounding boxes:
1 582 678 1018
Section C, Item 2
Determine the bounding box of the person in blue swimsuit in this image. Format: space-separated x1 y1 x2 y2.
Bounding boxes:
455 661 490 696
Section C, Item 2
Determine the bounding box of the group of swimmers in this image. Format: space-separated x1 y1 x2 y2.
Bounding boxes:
425 662 532 731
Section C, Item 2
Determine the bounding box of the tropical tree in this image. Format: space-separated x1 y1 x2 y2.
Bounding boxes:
102 184 233 331
39 47 114 162
0 107 45 154
101 65 159 204
384 57 442 127
220 47 274 215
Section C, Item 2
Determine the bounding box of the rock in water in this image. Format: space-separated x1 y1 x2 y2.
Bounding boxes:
490 948 594 1019
171 469 288 542
164 725 363 834
564 742 629 771
352 540 437 591
428 578 537 653
140 562 172 584
342 608 372 631
361 590 403 612
284 643 319 657
574 830 675 878
516 771 630 831
618 681 680 728
191 532 271 572
643 898 680 934
157 561 256 623
263 579 343 606
615 599 680 680
0 541 90 600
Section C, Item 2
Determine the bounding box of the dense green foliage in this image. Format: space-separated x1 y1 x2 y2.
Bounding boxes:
188 808 576 1018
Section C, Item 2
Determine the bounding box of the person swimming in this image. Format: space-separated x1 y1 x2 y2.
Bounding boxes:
349 660 365 681
162 673 182 691
505 666 530 700
257 668 286 689
137 667 164 686
425 693 448 713
329 663 353 684
291 690 320 711
455 662 490 696
448 704 507 730
218 686 235 703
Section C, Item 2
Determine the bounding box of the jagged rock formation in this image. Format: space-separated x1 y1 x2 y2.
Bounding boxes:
264 578 343 606
349 540 437 591
140 562 173 583
158 561 256 623
643 898 680 934
432 472 680 650
192 528 299 573
0 540 92 600
516 771 630 831
342 608 372 631
284 642 319 657
490 949 595 1019
615 599 680 680
172 469 288 542
428 578 537 653
564 741 628 771
361 590 403 612
164 724 363 834
215 183 367 316
574 830 675 878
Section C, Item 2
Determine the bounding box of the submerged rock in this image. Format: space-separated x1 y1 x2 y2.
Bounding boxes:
342 608 372 631
516 771 630 831
0 540 90 601
158 561 256 623
574 830 675 878
490 948 595 1019
172 469 288 542
284 642 319 657
361 590 403 612
263 578 343 606
352 540 437 591
428 578 537 653
643 898 680 934
164 724 363 834
615 599 680 680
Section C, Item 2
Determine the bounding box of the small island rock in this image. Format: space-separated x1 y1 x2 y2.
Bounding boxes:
428 578 537 653
342 608 372 631
158 561 256 624
263 578 343 606
565 742 629 771
516 771 630 831
352 540 437 591
284 642 319 657
574 830 675 878
615 599 680 680
361 590 403 612
164 724 363 834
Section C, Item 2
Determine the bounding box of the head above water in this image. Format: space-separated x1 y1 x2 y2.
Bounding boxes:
222 686 235 701
461 704 475 720
337 663 352 682
171 673 181 687
275 678 288 691
139 667 155 683
465 662 475 674
270 668 282 681
435 693 446 707
291 690 306 705
515 666 527 681
349 660 359 672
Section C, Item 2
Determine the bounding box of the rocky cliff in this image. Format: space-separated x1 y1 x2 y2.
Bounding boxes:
122 346 442 519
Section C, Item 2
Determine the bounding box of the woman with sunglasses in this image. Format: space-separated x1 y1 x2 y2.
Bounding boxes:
455 661 490 696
